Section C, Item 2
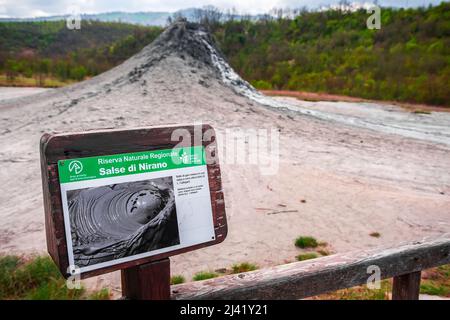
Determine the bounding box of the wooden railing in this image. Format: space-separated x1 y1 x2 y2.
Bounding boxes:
171 233 450 300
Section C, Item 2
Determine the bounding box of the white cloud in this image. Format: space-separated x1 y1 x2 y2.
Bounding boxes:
0 0 7 14
29 9 51 16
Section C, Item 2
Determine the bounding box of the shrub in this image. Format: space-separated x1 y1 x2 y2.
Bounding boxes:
252 80 272 90
295 236 319 248
231 262 258 274
170 275 185 285
193 271 218 281
88 288 110 300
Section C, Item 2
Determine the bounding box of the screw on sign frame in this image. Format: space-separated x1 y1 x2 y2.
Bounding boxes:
40 124 227 299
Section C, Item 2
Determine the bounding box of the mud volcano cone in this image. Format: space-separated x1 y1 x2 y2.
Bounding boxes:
112 18 261 98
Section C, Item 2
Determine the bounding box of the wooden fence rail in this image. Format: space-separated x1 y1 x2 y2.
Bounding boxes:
171 233 450 300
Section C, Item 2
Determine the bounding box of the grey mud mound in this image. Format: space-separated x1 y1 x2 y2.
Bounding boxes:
0 19 449 292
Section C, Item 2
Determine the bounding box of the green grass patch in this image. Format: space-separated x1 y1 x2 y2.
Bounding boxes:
315 265 450 299
231 262 258 274
170 275 185 285
0 74 74 88
192 271 219 282
315 280 392 300
296 253 319 261
294 236 319 248
0 255 109 300
420 264 450 297
420 282 448 296
87 288 110 300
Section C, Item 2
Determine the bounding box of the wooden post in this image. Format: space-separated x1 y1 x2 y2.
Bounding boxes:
392 271 421 300
121 258 171 300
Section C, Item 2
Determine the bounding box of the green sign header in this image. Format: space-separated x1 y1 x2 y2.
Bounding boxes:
58 146 206 184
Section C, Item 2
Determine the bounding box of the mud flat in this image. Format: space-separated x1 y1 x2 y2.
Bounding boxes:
0 87 53 103
0 20 449 294
262 90 450 113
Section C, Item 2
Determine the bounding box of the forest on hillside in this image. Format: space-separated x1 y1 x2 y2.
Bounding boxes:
218 3 450 106
0 21 162 84
0 3 449 106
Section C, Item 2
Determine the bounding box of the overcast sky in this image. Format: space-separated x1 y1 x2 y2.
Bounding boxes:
0 0 444 18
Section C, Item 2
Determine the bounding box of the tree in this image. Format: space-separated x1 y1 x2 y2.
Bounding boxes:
36 59 51 86
5 59 19 83
193 6 223 31
70 66 87 81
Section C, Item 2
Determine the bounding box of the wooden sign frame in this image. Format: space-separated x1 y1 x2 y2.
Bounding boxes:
40 124 227 279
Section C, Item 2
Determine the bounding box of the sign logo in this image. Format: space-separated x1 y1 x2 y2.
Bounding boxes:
178 151 200 165
68 160 83 175
180 151 190 164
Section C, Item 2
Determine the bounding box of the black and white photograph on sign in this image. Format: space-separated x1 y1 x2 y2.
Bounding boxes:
67 177 180 268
